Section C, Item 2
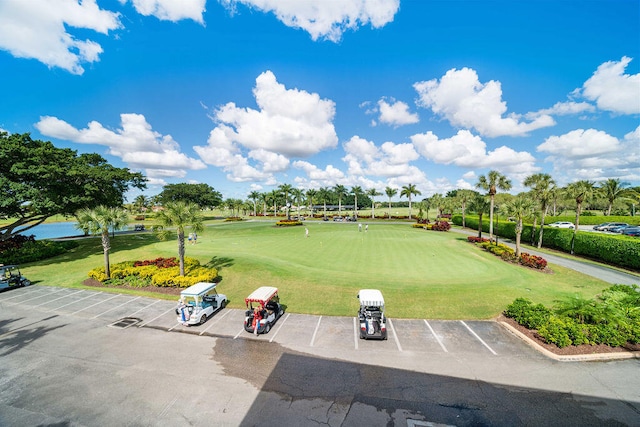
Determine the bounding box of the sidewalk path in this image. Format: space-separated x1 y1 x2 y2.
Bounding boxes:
451 227 639 286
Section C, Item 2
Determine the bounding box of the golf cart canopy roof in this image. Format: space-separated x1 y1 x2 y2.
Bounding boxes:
180 282 217 297
358 289 385 307
245 286 278 307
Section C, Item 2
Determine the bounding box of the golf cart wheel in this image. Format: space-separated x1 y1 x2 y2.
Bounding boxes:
221 300 226 309
200 314 207 325
265 323 271 333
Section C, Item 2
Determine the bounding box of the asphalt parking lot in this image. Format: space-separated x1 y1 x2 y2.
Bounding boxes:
0 285 526 358
2 285 640 426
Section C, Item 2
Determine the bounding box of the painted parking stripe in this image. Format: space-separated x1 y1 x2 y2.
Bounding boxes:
460 320 497 355
199 309 232 336
0 287 43 302
138 306 176 327
233 327 245 339
309 316 322 347
126 299 161 317
33 289 85 307
388 319 403 352
167 322 183 332
52 291 101 310
424 320 448 353
93 296 141 319
71 294 122 315
353 317 359 350
18 287 68 303
269 312 290 343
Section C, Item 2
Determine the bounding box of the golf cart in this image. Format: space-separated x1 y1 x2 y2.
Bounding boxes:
243 286 284 334
176 282 227 326
357 289 387 340
0 264 31 291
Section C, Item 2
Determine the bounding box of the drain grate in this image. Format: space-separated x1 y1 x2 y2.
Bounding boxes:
108 317 142 329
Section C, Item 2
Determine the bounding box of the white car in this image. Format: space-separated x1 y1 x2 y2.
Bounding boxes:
548 221 575 229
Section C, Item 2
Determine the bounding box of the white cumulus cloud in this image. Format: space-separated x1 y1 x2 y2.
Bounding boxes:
194 70 338 183
376 98 419 127
220 0 399 42
119 0 206 23
35 113 206 180
578 57 640 115
414 67 555 137
0 0 121 74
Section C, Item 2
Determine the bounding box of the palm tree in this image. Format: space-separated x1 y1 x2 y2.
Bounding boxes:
305 188 317 218
317 187 331 218
429 193 444 217
333 184 347 215
367 188 382 218
76 206 129 280
385 186 397 219
400 183 421 219
456 189 477 228
278 183 294 220
291 188 304 217
468 194 491 238
600 178 629 216
259 192 268 217
500 196 536 257
524 173 556 248
133 195 148 213
351 186 363 218
565 180 596 254
154 201 204 276
269 189 280 217
421 197 431 221
476 170 512 243
248 191 261 217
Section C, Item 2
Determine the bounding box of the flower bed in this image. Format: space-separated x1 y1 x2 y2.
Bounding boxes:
224 216 244 222
412 221 451 231
276 220 303 226
468 239 548 270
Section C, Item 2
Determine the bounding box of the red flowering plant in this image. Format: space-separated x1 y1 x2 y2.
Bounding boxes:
133 257 179 268
519 253 547 270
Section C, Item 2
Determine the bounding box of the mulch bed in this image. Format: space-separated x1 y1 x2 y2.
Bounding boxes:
82 278 182 297
498 314 640 356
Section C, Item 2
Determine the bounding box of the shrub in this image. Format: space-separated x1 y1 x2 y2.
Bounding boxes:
224 217 244 222
276 220 303 226
133 257 178 268
519 253 547 270
0 239 79 265
431 221 451 231
467 236 489 243
538 316 573 348
504 298 551 329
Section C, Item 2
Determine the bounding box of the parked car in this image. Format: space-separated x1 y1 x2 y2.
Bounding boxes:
176 282 227 326
600 222 629 232
244 286 285 334
357 289 387 340
0 264 31 291
609 224 633 233
548 221 575 229
333 215 344 222
622 227 640 236
593 222 613 231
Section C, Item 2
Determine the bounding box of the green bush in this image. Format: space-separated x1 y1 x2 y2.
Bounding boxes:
504 298 551 329
538 316 573 348
0 240 79 265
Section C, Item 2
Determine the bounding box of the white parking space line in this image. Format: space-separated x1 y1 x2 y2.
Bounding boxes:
52 292 101 310
0 287 42 301
71 294 122 315
424 320 448 353
353 317 359 350
460 320 497 355
233 327 245 339
199 309 232 336
167 322 183 332
93 296 141 319
388 319 403 352
18 287 68 303
269 312 290 343
126 299 161 317
309 316 322 347
139 306 176 327
33 289 85 307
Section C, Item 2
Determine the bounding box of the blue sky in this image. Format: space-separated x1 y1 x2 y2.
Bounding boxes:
1 0 639 202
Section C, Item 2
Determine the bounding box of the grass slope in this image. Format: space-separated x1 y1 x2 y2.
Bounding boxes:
22 221 610 319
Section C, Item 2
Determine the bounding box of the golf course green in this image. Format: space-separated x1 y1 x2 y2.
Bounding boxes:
22 220 610 319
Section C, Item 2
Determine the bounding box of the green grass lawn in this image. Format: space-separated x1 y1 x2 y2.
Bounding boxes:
21 220 612 319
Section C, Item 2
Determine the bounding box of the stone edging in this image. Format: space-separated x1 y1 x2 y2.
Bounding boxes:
499 321 640 362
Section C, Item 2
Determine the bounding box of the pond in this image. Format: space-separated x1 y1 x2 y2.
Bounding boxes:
17 222 83 240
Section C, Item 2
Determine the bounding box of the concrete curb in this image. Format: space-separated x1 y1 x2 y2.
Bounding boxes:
499 321 640 362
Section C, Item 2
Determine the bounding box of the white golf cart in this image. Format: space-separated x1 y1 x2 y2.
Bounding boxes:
357 289 387 340
0 264 31 291
176 282 227 326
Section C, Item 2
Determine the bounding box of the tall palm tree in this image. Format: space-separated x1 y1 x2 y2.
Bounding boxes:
367 188 382 218
317 187 331 218
385 186 397 219
421 197 431 221
476 170 512 243
333 184 347 215
259 192 268 217
278 183 294 220
76 206 129 280
305 188 317 218
565 180 596 254
600 178 629 216
468 194 491 238
524 173 556 248
291 188 304 217
154 201 204 276
500 196 536 257
455 189 476 228
248 191 261 217
429 193 444 217
351 186 363 218
400 183 421 219
133 195 148 213
269 189 280 217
